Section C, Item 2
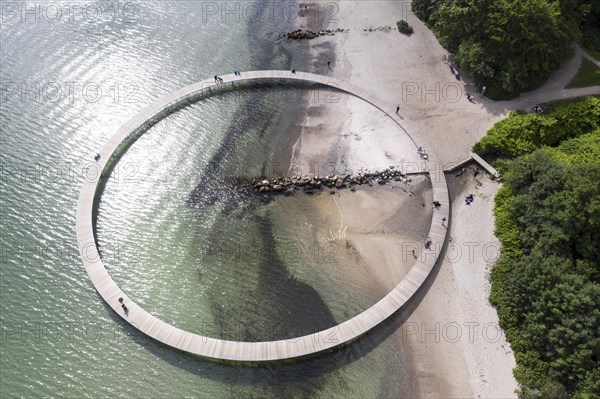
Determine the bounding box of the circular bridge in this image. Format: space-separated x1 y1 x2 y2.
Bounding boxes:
76 70 450 362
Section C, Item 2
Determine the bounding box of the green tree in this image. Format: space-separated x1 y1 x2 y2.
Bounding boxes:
473 97 600 156
483 110 600 397
411 0 444 22
414 0 581 98
481 0 570 96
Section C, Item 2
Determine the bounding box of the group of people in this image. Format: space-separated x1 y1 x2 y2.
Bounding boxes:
532 104 543 114
418 146 428 160
465 193 474 205
214 75 224 84
233 70 241 76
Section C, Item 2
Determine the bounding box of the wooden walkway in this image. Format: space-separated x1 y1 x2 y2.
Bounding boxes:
76 70 450 362
471 152 500 178
443 153 500 179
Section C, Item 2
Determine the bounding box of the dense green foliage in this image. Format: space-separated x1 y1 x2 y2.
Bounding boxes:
548 130 600 165
491 148 600 398
397 20 414 36
473 96 600 156
412 0 600 98
587 48 600 62
566 58 600 89
476 96 600 398
575 0 600 51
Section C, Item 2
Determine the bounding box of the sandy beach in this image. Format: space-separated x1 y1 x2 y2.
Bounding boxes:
314 177 433 293
289 0 519 397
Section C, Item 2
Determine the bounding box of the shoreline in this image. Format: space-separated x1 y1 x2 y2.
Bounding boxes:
267 2 334 177
287 0 519 397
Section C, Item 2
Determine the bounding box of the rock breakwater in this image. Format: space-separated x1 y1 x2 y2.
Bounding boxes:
244 167 412 195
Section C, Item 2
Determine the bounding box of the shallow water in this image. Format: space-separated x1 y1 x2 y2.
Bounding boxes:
0 1 414 397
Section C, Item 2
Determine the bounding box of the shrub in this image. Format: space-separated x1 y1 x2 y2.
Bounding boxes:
396 20 414 36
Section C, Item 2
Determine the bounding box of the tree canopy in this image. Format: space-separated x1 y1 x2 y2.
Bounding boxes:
412 0 600 98
474 97 600 398
472 96 600 156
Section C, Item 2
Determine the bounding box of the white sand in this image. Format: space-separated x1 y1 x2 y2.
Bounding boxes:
404 173 518 398
290 0 520 397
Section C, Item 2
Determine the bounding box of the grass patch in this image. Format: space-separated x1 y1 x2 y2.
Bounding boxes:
540 94 600 111
396 20 413 36
584 46 600 62
566 57 600 89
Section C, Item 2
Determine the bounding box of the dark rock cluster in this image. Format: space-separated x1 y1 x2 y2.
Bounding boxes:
281 28 348 40
363 26 393 32
245 167 411 195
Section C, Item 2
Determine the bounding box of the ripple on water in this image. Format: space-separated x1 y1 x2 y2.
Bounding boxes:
1 2 414 396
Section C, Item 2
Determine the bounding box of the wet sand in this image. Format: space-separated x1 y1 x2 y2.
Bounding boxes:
267 177 432 319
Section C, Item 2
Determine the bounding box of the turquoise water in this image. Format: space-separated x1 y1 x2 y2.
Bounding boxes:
1 1 413 397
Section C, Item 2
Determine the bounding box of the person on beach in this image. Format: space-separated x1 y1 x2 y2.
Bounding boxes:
214 75 218 82
442 217 447 225
396 105 400 114
94 153 100 162
327 61 331 68
291 69 296 74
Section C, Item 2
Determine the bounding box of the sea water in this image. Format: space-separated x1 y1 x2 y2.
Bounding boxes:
0 1 412 397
